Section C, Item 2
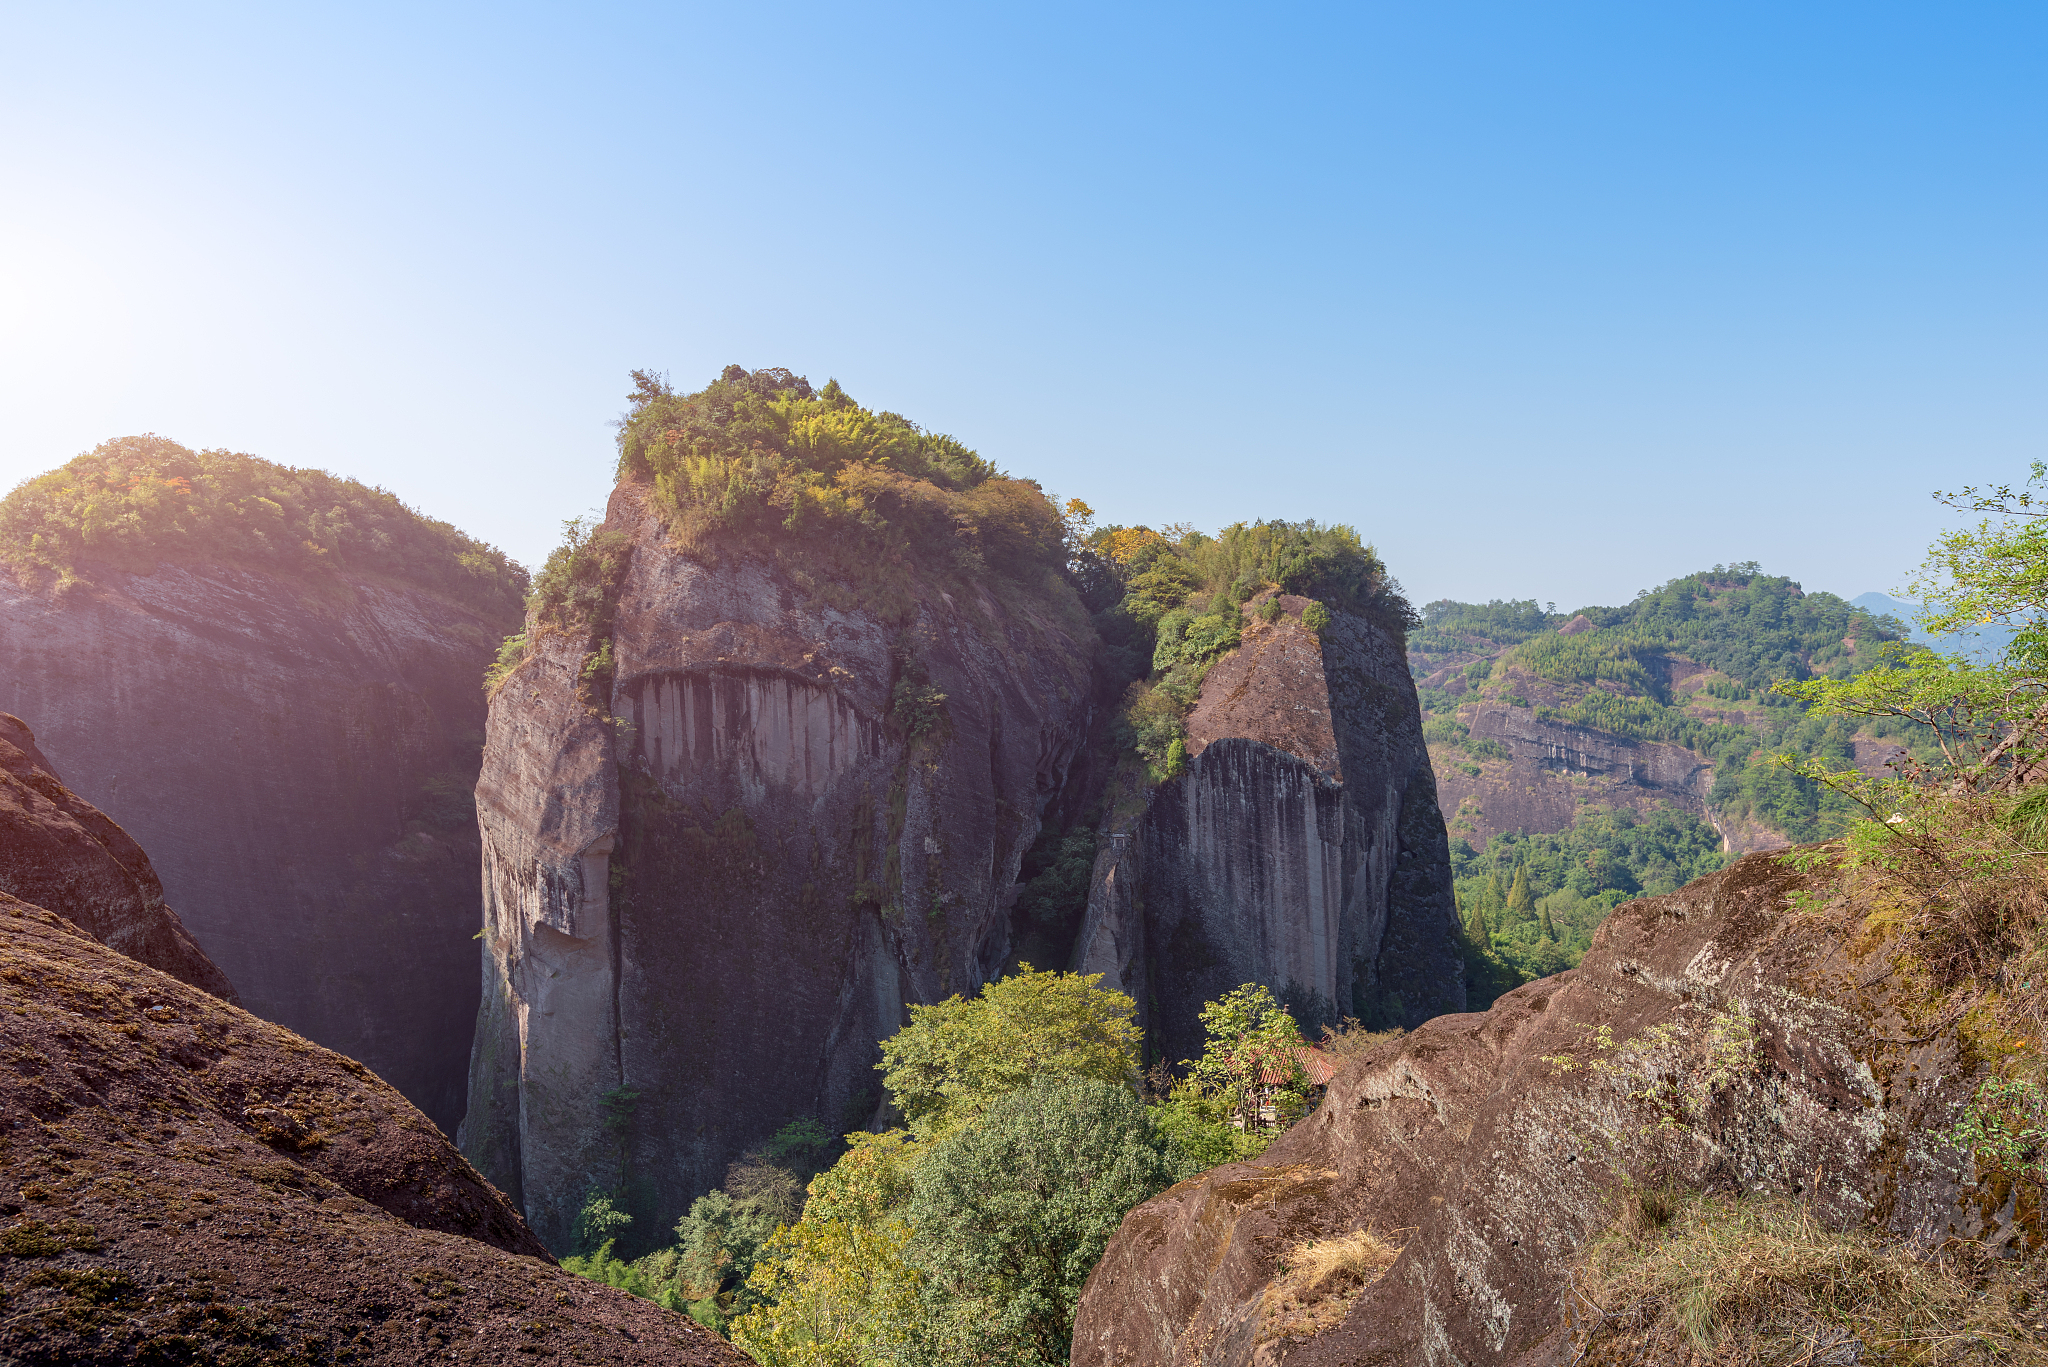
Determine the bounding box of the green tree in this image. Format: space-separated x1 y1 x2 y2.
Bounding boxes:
1505 865 1535 926
904 1077 1172 1367
730 1131 926 1367
1782 464 2048 798
877 966 1143 1139
1183 984 1309 1131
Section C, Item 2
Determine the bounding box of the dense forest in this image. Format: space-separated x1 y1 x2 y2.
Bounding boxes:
1414 565 1937 1001
0 433 527 619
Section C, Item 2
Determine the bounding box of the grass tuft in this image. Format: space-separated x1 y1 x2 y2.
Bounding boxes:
1575 1191 2048 1365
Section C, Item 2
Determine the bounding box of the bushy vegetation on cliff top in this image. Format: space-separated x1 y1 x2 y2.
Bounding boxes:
0 433 528 620
615 366 1070 605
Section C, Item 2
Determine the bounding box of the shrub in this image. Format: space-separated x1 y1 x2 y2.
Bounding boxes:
1302 601 1331 635
614 367 1072 617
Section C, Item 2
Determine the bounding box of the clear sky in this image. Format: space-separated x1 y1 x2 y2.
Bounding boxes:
2 3 2041 612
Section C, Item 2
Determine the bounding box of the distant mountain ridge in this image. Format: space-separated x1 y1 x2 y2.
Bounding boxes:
1850 590 2014 663
1408 564 1933 1005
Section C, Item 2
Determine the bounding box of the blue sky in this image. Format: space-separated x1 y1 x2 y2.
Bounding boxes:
2 3 2041 611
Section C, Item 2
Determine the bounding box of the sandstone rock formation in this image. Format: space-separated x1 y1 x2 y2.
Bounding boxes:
0 559 517 1133
1071 593 1461 1065
1071 852 1995 1367
0 712 235 1001
463 484 1098 1251
0 888 750 1365
1431 698 1716 848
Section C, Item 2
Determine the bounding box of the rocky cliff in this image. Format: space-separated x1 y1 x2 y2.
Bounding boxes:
1070 851 1998 1367
0 886 749 1365
1430 697 1717 848
463 483 1098 1250
0 553 517 1135
1071 593 1461 1064
0 712 234 1000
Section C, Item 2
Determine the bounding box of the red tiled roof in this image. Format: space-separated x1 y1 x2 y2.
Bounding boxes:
1256 1046 1339 1087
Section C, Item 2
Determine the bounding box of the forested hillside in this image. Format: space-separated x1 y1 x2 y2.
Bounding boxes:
1411 564 1934 1003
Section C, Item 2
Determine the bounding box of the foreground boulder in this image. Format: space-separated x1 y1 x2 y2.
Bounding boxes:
0 888 750 1365
1071 852 1994 1367
0 712 235 1002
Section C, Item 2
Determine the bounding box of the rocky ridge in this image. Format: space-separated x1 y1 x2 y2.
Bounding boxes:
0 771 750 1366
1071 851 1999 1367
0 713 234 1002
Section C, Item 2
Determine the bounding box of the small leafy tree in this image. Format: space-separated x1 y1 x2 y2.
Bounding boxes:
731 1130 926 1367
1183 984 1310 1132
904 1077 1172 1366
877 966 1143 1138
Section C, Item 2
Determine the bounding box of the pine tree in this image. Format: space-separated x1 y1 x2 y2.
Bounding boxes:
1539 903 1557 942
1464 892 1491 943
1506 865 1535 925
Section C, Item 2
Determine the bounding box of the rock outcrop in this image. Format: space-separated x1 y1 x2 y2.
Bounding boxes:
1070 852 1996 1367
1432 699 1718 849
0 712 234 1001
0 886 749 1365
0 559 517 1134
1071 594 1461 1064
463 484 1098 1250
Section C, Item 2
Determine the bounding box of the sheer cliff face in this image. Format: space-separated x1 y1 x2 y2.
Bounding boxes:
1073 595 1461 1063
0 564 512 1134
464 486 1096 1250
1071 853 1998 1367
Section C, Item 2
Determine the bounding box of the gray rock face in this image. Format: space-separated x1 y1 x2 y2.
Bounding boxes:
0 562 511 1133
462 486 1097 1251
1072 598 1461 1060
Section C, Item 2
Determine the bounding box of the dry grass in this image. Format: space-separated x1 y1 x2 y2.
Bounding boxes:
1319 1017 1406 1061
1257 1227 1404 1342
1573 1191 2048 1365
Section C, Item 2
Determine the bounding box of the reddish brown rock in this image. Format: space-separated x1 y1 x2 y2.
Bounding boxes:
1072 852 1992 1367
0 888 752 1366
1185 595 1340 777
0 712 235 1002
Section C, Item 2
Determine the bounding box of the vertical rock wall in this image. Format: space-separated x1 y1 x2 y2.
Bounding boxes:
461 486 1097 1251
1072 593 1461 1064
0 564 510 1133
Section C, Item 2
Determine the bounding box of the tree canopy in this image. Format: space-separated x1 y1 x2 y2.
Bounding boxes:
0 434 527 620
876 966 1143 1139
